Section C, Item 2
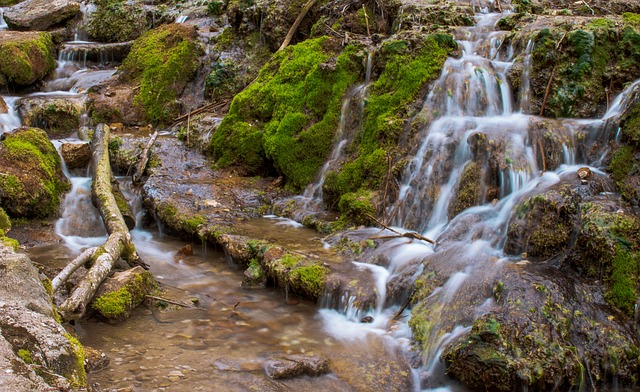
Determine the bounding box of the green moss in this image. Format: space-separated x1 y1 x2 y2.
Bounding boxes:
290 264 328 298
0 207 10 233
17 349 32 364
623 13 640 28
91 272 154 319
0 32 55 86
209 37 362 190
62 333 87 389
279 253 301 268
338 189 375 226
621 105 640 146
184 215 206 234
605 247 639 315
610 145 634 184
120 24 203 126
85 0 148 42
0 128 70 218
323 34 454 213
449 161 482 217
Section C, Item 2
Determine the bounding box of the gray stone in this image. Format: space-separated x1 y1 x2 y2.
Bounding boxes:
264 354 329 379
4 0 80 31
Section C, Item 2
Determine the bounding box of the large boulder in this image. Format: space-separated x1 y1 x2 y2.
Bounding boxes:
0 127 70 218
0 31 56 87
3 0 80 31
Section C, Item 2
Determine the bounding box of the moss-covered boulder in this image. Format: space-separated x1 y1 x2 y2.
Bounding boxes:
261 246 328 300
119 24 203 126
85 0 148 43
18 97 84 138
90 266 156 323
3 0 79 31
0 127 70 218
60 142 90 170
0 31 55 87
610 97 640 206
209 36 363 190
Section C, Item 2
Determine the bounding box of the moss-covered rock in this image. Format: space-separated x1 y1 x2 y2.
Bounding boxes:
0 127 70 218
91 266 156 323
261 246 328 299
18 97 84 138
0 31 55 87
209 37 362 190
85 0 148 43
508 20 640 118
119 24 203 126
448 161 482 218
322 33 455 215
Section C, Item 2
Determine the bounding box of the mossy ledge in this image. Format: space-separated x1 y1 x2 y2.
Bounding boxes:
0 31 56 87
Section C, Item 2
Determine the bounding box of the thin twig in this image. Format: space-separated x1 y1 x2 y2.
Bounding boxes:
146 295 194 308
539 64 557 117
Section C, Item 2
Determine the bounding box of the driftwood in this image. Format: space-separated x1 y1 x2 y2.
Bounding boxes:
110 179 136 230
278 0 319 51
51 247 98 292
58 124 145 321
132 130 158 185
366 214 436 245
172 100 229 124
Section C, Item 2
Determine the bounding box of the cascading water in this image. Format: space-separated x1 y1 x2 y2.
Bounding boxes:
0 96 21 134
314 2 640 391
0 8 7 30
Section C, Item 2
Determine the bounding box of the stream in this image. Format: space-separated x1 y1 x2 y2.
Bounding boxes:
2 1 640 391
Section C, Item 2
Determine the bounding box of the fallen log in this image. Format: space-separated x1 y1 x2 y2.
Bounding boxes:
366 213 436 245
58 124 146 321
132 130 158 185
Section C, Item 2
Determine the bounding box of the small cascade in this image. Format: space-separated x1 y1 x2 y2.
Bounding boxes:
175 14 188 23
0 96 21 135
0 8 7 30
295 49 375 212
392 12 529 233
519 39 534 113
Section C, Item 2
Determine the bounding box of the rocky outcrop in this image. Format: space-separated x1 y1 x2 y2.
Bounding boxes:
3 0 80 31
0 127 70 218
0 244 86 390
0 31 56 87
264 354 329 379
60 142 90 170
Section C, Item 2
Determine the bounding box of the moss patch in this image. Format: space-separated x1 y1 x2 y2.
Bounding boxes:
62 333 87 389
0 32 56 86
91 270 155 320
120 24 203 126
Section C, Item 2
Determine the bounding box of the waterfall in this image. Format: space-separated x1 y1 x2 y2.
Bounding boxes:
0 8 7 30
519 39 534 113
0 96 21 135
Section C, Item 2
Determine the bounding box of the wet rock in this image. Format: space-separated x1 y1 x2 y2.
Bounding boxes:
18 96 84 138
242 259 267 288
504 170 614 262
264 354 329 379
0 127 70 218
3 0 79 31
219 234 254 264
90 266 156 323
60 142 90 170
0 244 86 390
58 41 133 65
0 31 56 87
176 244 193 257
443 264 640 392
360 315 374 323
83 347 109 373
0 96 7 114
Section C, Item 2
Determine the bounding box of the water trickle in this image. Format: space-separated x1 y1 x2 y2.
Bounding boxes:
175 14 188 23
295 49 375 213
0 8 7 30
0 96 21 135
519 39 534 113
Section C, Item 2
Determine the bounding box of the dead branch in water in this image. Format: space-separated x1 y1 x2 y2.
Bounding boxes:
58 124 146 321
146 295 194 308
366 213 436 245
51 247 98 292
172 100 230 124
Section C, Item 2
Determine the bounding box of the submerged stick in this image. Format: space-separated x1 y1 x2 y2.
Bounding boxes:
132 130 158 185
366 213 436 245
